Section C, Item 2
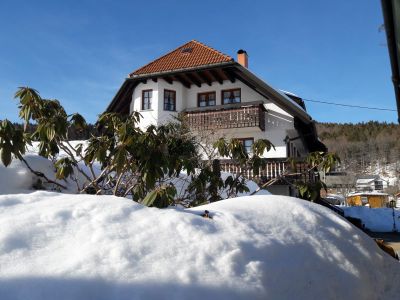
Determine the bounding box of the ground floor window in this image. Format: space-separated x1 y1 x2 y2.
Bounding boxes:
237 137 254 153
286 141 300 158
142 89 152 110
164 89 176 111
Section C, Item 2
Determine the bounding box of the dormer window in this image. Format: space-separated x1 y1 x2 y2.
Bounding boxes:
198 92 216 107
222 88 241 104
164 89 176 111
141 90 152 110
181 47 193 54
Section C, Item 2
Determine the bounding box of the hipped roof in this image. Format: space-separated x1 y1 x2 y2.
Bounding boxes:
129 40 233 77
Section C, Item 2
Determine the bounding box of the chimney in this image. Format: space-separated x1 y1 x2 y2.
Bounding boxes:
237 49 248 68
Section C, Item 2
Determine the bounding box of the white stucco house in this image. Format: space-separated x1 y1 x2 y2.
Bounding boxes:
355 175 389 192
106 40 326 195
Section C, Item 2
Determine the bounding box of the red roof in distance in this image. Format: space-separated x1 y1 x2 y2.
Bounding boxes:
129 40 234 77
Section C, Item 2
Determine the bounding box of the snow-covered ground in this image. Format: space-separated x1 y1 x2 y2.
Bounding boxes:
0 192 399 300
341 206 400 232
1 152 399 299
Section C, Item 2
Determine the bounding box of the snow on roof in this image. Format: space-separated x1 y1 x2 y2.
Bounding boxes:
326 194 345 201
0 192 399 299
356 178 376 185
275 89 307 112
357 175 380 180
348 192 389 196
279 89 299 97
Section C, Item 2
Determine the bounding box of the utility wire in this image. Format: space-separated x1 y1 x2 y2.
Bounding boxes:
301 98 397 112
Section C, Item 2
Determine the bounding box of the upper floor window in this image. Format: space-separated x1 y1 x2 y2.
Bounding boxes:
374 180 383 190
236 138 254 154
198 92 216 107
164 89 176 111
141 90 152 110
222 88 241 104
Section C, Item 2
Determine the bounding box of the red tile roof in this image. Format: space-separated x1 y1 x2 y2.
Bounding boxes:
129 40 233 77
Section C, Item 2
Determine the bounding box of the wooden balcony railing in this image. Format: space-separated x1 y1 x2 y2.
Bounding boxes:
184 103 266 131
219 159 319 184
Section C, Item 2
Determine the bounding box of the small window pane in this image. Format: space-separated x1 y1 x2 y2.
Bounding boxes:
222 89 240 104
244 139 253 153
223 91 230 104
164 90 176 111
142 90 152 110
198 92 216 107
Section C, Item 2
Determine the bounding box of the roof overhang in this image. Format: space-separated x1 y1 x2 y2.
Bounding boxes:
382 0 400 123
104 60 326 152
106 61 237 114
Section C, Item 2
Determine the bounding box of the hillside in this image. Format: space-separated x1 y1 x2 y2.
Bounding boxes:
316 122 400 176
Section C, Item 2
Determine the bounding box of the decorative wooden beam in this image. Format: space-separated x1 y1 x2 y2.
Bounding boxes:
162 76 173 85
141 79 147 84
185 73 201 87
221 68 236 83
208 69 224 84
197 71 212 86
174 74 191 89
152 78 158 82
114 82 137 114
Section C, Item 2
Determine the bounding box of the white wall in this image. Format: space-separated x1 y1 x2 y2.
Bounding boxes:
131 81 159 130
186 79 267 108
156 79 186 126
129 77 305 158
201 112 293 159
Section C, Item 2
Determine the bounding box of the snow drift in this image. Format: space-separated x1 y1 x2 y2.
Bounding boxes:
0 193 398 299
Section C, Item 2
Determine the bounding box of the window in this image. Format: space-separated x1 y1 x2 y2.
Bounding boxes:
374 180 383 190
164 89 176 111
237 138 254 154
198 92 216 107
141 90 152 110
361 196 368 205
222 88 241 104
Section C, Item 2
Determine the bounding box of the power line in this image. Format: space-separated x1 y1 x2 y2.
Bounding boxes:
301 98 397 112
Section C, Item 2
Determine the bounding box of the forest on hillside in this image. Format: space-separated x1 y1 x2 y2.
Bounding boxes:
316 121 400 175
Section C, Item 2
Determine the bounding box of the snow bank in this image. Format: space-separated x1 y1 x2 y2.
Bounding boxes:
0 154 98 194
0 193 398 299
0 155 55 194
342 206 400 232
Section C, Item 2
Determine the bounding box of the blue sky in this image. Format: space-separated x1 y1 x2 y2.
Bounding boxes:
0 0 396 124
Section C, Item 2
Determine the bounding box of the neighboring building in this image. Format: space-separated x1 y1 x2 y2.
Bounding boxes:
106 40 326 195
355 175 389 192
346 192 389 208
322 171 355 189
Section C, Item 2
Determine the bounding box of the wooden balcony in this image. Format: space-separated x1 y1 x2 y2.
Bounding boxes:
184 101 266 131
219 159 319 184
